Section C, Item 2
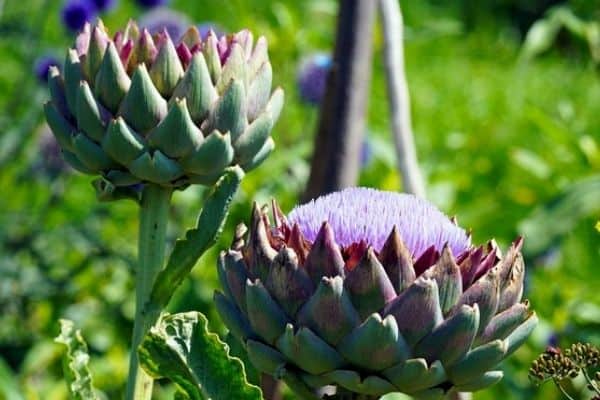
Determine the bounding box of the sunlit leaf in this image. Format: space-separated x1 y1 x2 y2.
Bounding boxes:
138 311 262 400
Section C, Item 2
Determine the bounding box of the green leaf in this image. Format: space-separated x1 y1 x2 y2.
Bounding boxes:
149 166 244 309
54 319 99 400
138 312 262 400
225 333 261 386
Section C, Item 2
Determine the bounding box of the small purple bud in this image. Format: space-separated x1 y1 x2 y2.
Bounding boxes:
91 0 116 12
136 0 168 8
36 126 70 179
297 52 332 105
360 138 372 167
33 55 60 83
138 8 189 42
547 332 560 348
61 0 97 33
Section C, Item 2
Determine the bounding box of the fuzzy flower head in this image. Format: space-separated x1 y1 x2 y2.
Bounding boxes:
216 187 537 399
287 187 470 258
297 52 332 105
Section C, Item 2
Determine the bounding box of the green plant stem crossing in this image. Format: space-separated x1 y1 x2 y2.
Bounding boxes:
126 184 172 400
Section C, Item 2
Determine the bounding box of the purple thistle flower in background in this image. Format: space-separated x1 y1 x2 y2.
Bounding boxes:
91 0 116 12
138 8 190 41
287 187 471 258
61 0 97 32
297 52 332 105
33 55 60 83
360 137 372 167
34 125 69 179
547 332 560 348
136 0 168 8
197 22 224 40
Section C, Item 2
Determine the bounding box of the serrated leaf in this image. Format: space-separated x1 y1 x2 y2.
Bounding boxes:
54 319 99 400
149 166 244 309
138 312 262 400
225 333 261 386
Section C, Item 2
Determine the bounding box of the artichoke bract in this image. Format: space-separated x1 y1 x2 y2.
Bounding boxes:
215 188 538 399
44 21 283 189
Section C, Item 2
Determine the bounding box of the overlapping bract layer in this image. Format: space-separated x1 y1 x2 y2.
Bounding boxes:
215 190 537 398
44 20 283 188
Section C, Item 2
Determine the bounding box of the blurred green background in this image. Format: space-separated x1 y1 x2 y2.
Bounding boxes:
0 0 599 399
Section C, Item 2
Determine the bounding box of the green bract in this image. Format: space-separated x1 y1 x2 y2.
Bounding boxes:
215 196 538 399
44 21 283 188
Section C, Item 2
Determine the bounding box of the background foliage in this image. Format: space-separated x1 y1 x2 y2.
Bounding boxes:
0 0 599 399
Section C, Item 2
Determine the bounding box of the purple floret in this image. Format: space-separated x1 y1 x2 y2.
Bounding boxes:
34 55 59 83
61 0 97 32
287 187 471 258
297 52 332 105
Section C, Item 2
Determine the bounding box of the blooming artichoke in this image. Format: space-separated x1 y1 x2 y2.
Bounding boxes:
44 21 282 189
215 188 538 399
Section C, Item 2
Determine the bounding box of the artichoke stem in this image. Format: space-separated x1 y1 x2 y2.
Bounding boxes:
126 184 172 400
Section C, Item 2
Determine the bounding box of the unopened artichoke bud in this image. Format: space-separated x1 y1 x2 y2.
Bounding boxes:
44 20 283 189
215 188 537 399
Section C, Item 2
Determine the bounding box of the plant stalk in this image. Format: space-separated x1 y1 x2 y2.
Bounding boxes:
378 0 425 197
302 0 376 201
553 378 576 400
126 184 172 400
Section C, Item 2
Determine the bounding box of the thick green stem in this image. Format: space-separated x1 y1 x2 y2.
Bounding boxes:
126 185 172 400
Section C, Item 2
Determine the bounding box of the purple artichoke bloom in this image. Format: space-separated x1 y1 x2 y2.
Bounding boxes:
215 187 538 398
91 0 116 12
61 0 97 32
34 55 60 83
136 0 168 8
138 8 190 41
287 188 470 258
297 52 332 105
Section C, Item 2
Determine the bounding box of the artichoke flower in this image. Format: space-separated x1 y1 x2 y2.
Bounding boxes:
215 188 537 399
44 21 283 189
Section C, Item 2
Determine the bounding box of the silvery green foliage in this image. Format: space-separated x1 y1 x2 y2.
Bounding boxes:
138 312 262 400
44 21 283 190
215 188 538 399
